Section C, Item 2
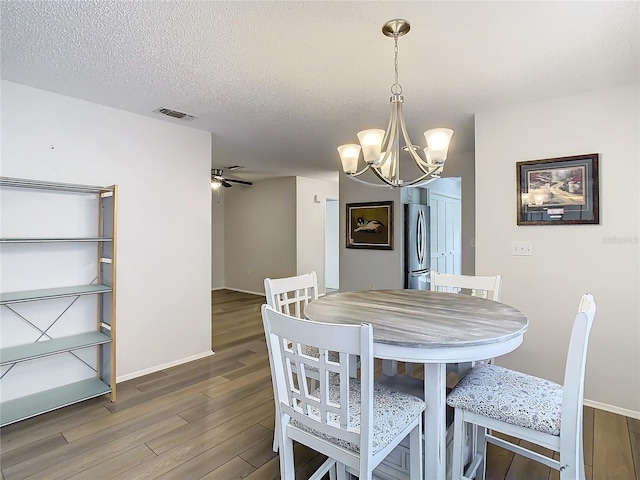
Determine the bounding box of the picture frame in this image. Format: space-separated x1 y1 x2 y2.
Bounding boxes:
516 153 599 225
346 201 393 249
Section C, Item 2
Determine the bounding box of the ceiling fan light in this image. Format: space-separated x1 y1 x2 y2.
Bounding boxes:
357 129 385 165
211 179 222 190
337 144 361 174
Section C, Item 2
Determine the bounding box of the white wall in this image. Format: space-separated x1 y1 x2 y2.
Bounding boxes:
1 81 213 380
476 82 640 415
296 177 339 295
325 199 340 289
428 177 461 199
211 184 226 289
224 177 297 294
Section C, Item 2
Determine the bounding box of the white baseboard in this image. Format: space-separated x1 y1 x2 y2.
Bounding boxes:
116 350 215 383
215 287 264 296
584 398 640 420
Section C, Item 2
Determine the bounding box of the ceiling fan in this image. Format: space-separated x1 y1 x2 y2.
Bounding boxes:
211 168 253 189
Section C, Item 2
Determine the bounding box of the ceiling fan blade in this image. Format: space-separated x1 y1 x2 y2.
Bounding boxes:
225 179 253 186
221 180 232 188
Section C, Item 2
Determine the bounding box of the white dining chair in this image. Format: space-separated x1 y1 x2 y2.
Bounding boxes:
265 273 324 380
433 271 503 372
265 271 360 381
399 272 503 378
265 272 359 454
262 304 425 480
264 272 321 453
265 271 319 318
430 271 503 301
446 293 596 480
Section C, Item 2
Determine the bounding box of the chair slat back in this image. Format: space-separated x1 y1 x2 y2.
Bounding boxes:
561 294 596 452
430 271 503 301
262 305 373 451
264 272 318 318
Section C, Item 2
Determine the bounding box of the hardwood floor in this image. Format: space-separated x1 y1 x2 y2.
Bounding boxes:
1 289 637 480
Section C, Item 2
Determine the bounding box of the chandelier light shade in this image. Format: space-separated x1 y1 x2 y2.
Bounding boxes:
337 19 454 188
357 129 385 165
337 144 361 174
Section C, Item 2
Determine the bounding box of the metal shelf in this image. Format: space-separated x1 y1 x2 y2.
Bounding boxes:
0 176 114 194
0 332 112 365
0 176 118 422
0 284 112 305
0 237 113 244
0 378 111 427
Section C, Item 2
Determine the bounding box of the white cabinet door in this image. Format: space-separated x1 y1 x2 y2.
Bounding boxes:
429 193 461 275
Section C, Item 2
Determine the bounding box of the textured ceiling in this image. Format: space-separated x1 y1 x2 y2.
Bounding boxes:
2 1 639 183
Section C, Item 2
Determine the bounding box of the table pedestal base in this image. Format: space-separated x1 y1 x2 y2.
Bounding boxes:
374 373 470 480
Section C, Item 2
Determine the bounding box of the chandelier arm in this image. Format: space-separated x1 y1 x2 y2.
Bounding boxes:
347 173 396 188
349 175 397 188
351 167 443 188
381 100 399 155
392 101 402 183
380 105 399 168
415 155 435 169
396 102 438 176
397 170 444 187
346 163 375 178
369 166 399 187
380 101 396 156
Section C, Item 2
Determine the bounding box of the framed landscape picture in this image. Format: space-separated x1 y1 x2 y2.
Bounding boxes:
516 153 599 225
346 201 393 249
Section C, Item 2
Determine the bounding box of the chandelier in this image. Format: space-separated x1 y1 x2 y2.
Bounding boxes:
337 19 453 188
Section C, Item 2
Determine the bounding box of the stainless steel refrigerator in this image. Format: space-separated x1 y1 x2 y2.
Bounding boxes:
404 203 431 290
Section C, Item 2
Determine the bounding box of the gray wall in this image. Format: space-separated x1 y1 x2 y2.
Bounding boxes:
338 180 403 293
224 177 297 294
221 176 337 295
338 149 476 291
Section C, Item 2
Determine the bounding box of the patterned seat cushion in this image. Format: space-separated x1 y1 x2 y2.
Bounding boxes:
301 345 340 363
291 380 424 454
446 362 563 436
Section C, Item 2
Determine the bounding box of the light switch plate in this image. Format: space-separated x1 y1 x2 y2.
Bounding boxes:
512 241 533 256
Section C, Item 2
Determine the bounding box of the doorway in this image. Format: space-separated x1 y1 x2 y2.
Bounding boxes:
427 177 462 275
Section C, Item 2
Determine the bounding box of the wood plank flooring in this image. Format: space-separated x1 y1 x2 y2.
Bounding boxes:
1 289 637 480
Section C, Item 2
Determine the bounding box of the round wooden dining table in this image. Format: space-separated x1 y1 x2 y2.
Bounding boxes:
304 289 528 480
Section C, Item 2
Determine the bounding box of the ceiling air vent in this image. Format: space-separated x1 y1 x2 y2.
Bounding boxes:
153 107 196 121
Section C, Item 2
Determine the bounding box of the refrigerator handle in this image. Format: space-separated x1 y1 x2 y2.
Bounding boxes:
410 268 431 277
417 209 425 265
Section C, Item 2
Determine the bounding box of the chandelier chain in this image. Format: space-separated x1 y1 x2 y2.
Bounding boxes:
391 35 402 95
